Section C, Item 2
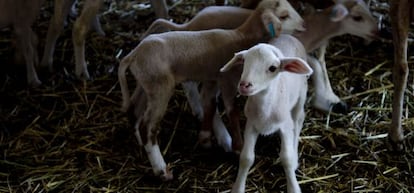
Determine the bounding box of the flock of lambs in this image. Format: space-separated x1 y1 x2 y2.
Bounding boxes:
1 0 412 192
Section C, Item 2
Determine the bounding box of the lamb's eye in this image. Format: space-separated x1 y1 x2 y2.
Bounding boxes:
280 13 289 20
352 15 363 22
268 65 277 72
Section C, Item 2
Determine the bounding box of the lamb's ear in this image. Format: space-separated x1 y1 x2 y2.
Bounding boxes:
330 4 349 22
261 10 282 38
280 57 313 76
220 50 246 72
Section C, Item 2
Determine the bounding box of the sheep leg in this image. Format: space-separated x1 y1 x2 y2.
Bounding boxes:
212 109 232 152
128 84 147 134
137 85 174 181
150 0 169 19
181 81 204 120
72 0 103 79
220 80 243 153
14 26 41 87
199 81 218 148
231 122 258 193
307 56 347 114
189 81 231 151
41 0 75 71
279 120 301 193
317 43 348 114
389 0 409 150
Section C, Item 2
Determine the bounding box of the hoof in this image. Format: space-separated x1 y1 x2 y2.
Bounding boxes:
387 137 405 153
331 101 348 114
76 70 91 81
232 141 243 154
29 79 42 88
160 169 174 181
198 130 213 149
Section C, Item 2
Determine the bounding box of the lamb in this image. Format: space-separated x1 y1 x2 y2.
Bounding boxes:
220 35 313 193
118 0 304 181
40 0 170 79
388 0 413 150
294 0 378 113
147 0 376 151
0 0 45 87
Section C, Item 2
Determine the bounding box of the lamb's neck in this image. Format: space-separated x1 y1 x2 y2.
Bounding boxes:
294 8 343 52
236 10 270 44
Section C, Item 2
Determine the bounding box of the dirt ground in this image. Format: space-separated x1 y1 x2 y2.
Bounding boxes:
0 0 413 192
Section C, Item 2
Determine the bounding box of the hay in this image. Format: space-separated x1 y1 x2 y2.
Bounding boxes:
0 0 413 192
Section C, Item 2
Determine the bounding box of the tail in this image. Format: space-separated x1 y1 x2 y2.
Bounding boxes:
140 18 187 40
118 56 132 112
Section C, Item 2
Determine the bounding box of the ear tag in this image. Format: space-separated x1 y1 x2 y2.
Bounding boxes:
268 23 276 38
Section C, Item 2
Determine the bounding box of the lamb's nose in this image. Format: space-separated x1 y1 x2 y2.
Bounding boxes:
239 81 252 89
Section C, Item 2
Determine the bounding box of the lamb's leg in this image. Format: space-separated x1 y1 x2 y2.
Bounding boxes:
150 0 169 19
307 56 347 114
279 120 301 193
199 81 219 148
220 80 243 152
317 43 348 114
137 84 174 181
182 81 231 151
232 122 258 193
15 26 41 87
41 0 75 71
389 0 409 150
72 0 103 79
128 83 147 130
212 109 232 152
182 81 204 120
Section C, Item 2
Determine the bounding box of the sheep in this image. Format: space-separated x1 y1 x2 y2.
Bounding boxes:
294 0 378 113
118 0 304 181
0 0 45 87
220 35 313 193
388 0 413 150
40 0 170 79
144 0 377 151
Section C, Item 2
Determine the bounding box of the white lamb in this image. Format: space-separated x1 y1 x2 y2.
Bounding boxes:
220 35 313 193
118 0 304 181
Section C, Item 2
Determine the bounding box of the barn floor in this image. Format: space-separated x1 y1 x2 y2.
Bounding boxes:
0 0 413 192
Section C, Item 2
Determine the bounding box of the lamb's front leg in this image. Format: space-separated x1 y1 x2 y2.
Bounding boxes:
72 0 103 79
41 0 75 71
184 81 231 151
279 120 301 193
221 86 243 152
15 26 41 87
181 81 204 120
232 122 258 193
307 56 347 114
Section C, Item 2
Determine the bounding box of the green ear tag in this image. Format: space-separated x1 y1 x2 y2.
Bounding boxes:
268 23 276 38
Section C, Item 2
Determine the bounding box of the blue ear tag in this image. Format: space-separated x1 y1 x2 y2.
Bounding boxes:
268 23 276 38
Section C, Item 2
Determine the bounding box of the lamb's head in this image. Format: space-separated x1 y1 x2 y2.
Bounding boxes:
330 0 379 42
257 0 305 37
220 43 313 96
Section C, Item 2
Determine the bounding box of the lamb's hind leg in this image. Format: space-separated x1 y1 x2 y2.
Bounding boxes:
136 83 174 181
